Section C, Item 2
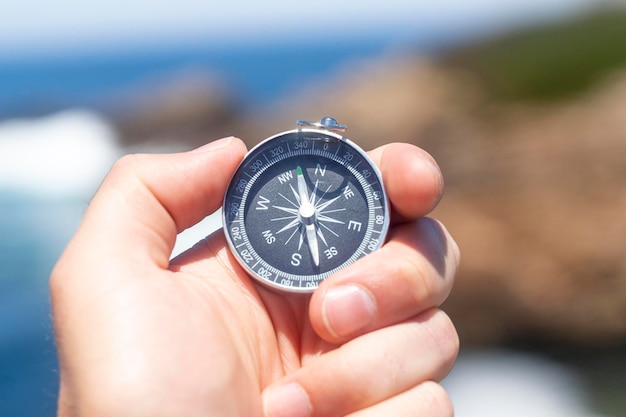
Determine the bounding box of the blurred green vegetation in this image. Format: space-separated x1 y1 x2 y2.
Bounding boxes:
443 8 626 102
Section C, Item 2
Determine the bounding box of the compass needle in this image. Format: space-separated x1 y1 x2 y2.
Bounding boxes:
295 165 322 266
223 117 389 292
306 223 320 266
296 165 309 204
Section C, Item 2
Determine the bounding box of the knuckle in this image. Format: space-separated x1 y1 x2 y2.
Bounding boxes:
105 153 157 197
384 242 436 300
385 220 457 309
109 153 146 178
394 252 439 309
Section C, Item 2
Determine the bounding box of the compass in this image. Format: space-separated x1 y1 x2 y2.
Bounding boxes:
223 117 390 293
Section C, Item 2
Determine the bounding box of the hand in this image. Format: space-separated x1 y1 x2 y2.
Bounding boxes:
50 137 459 417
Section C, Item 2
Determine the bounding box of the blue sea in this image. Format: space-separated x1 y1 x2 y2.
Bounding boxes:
0 196 80 416
0 36 449 118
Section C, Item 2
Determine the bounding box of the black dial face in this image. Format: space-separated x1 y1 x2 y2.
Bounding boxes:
223 129 389 293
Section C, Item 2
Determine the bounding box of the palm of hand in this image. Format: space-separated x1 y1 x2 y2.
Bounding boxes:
103 232 328 416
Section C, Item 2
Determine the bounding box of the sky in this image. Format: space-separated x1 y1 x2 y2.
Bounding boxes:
0 0 602 56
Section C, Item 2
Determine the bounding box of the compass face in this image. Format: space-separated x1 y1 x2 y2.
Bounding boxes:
223 128 389 293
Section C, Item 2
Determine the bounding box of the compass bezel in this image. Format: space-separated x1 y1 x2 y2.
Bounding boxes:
222 126 390 293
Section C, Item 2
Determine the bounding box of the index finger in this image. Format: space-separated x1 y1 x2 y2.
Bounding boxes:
50 137 247 303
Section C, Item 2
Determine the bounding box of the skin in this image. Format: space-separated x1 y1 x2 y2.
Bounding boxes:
50 137 460 417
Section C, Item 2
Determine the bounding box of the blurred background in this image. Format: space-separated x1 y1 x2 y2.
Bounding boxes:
1 0 625 415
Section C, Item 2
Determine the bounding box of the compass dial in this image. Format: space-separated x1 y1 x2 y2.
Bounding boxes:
223 123 389 293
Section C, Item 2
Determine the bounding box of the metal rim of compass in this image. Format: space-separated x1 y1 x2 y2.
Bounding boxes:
222 118 390 293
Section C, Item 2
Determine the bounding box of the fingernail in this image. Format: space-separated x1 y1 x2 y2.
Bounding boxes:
263 382 312 417
322 285 377 337
191 136 234 153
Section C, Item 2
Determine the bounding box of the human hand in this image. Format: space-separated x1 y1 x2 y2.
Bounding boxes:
50 136 459 417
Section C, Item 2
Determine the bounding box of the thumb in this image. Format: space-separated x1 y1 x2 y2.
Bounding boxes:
54 137 246 277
